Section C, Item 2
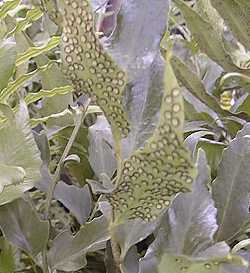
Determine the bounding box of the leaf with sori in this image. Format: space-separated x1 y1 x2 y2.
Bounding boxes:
106 54 196 225
43 0 130 139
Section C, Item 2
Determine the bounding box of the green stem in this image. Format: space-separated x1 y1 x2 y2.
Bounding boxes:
42 104 88 273
113 131 122 186
110 236 122 273
44 108 85 218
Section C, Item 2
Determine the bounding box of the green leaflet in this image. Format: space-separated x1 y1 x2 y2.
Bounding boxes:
45 0 130 138
0 61 55 102
24 85 73 105
107 56 196 224
16 36 60 66
0 0 20 19
210 0 250 50
30 105 101 127
8 7 44 36
30 108 73 127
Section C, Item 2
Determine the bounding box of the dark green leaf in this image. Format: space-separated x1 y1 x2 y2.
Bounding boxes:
0 238 15 273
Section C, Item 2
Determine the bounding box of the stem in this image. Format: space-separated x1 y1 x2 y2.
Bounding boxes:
110 237 122 273
42 248 49 273
232 239 250 253
44 111 85 217
113 131 122 186
89 195 103 221
42 104 88 273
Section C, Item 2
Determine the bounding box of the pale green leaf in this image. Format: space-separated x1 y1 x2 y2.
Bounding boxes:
16 36 60 66
0 102 42 205
0 103 14 121
48 216 110 271
158 254 221 273
0 38 17 91
173 0 245 73
119 222 157 259
212 129 250 241
197 140 226 179
38 62 73 118
210 0 250 50
52 126 93 185
0 198 49 257
54 183 92 225
24 85 73 105
106 0 169 151
0 164 25 193
8 7 43 36
0 61 55 102
170 54 239 119
163 150 218 256
88 116 116 179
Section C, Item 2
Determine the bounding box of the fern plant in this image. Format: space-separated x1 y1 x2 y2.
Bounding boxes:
1 0 250 273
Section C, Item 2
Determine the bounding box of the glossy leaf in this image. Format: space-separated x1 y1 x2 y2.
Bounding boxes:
107 0 169 151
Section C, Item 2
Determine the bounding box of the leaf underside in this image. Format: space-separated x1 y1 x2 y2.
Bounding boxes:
47 0 130 138
107 58 196 224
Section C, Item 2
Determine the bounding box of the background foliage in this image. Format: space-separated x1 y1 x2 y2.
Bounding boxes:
1 0 250 273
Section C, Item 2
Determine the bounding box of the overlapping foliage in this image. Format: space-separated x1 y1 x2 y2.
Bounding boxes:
1 0 250 273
